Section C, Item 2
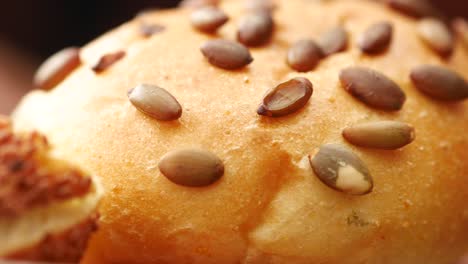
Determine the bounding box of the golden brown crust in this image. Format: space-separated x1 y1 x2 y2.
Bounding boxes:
6 213 99 262
12 0 468 263
0 116 91 217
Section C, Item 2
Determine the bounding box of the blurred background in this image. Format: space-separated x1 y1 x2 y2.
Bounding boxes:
0 0 466 114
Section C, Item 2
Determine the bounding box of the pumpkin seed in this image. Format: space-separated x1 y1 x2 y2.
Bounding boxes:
452 18 468 50
34 47 81 90
410 65 468 101
92 51 126 73
417 18 453 57
318 27 348 56
343 121 415 150
339 66 406 111
287 39 323 72
358 22 393 54
140 23 165 37
128 84 182 121
385 0 437 18
159 149 224 187
200 39 253 70
257 77 313 117
191 6 228 33
237 11 274 46
309 144 373 195
244 0 276 12
179 0 219 8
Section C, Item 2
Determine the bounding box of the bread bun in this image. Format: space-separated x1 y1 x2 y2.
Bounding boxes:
12 0 468 263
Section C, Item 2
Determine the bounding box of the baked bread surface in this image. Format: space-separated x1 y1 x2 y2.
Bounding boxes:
12 0 468 263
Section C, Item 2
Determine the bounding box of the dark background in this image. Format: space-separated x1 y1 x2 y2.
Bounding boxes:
0 1 181 60
0 0 466 114
0 0 466 61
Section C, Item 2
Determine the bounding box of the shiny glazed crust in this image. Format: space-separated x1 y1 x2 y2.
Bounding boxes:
12 0 468 263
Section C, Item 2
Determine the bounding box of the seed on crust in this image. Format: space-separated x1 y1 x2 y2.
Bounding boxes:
287 40 323 72
128 84 182 121
200 39 253 70
318 27 348 56
244 0 277 13
237 11 274 46
417 18 453 57
191 6 228 33
452 18 468 50
34 47 81 90
257 77 313 117
158 149 224 187
140 23 166 37
410 65 468 101
179 0 219 8
343 121 415 150
385 0 438 18
309 144 373 195
92 51 126 73
339 66 406 111
358 22 393 54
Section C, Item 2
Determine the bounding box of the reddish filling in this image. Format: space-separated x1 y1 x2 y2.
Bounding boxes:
7 213 99 262
0 117 92 217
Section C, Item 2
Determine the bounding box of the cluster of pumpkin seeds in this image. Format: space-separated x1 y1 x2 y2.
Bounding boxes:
31 0 468 192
